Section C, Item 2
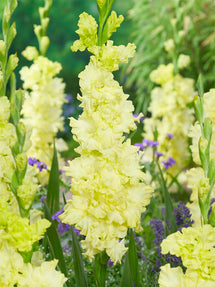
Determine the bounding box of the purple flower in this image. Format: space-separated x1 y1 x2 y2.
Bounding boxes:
167 133 174 139
36 161 47 172
173 201 194 229
74 228 82 236
150 219 165 245
57 222 71 235
60 169 65 175
155 151 163 158
28 157 38 166
208 198 215 218
52 208 71 235
107 259 114 267
28 157 47 172
63 245 72 253
162 157 176 169
133 114 144 122
39 195 47 202
134 143 145 151
65 94 73 102
142 139 159 148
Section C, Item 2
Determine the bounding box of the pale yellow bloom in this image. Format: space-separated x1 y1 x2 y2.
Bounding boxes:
178 54 191 70
144 66 195 176
161 225 215 281
18 259 67 287
71 12 98 52
164 39 175 54
20 56 66 171
159 264 215 287
60 13 152 264
150 63 174 85
22 46 39 61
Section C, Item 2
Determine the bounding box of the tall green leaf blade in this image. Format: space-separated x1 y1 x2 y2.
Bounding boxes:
156 162 176 233
71 227 88 287
128 229 140 287
43 201 71 287
47 142 59 215
120 252 133 287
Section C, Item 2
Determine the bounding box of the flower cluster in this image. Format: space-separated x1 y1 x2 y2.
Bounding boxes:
60 12 153 264
20 54 66 181
159 225 215 286
143 63 195 175
186 90 215 225
0 97 67 286
189 89 215 165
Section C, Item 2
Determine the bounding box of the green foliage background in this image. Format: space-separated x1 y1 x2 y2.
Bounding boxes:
0 0 134 96
126 0 215 113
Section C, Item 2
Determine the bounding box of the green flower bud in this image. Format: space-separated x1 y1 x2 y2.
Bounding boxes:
194 96 203 124
15 153 27 172
34 25 43 39
0 40 6 62
198 177 210 201
6 54 19 80
40 36 50 55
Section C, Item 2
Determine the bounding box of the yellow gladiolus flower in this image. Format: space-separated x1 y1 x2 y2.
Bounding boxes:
60 12 152 264
161 225 215 281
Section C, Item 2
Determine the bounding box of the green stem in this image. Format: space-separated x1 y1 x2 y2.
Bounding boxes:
95 251 109 287
97 0 115 46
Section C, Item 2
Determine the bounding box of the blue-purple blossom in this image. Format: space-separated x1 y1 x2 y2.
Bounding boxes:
173 201 194 229
155 151 163 158
134 139 159 152
133 114 144 122
27 157 38 165
39 195 47 202
52 208 71 235
63 245 72 253
208 198 215 218
142 139 159 148
36 161 47 172
134 143 145 151
28 157 47 172
107 259 114 267
74 228 82 236
167 133 174 139
162 157 176 169
150 219 165 245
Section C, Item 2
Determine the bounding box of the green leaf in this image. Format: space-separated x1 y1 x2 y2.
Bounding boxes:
47 142 60 215
128 229 140 287
203 118 212 142
156 162 176 233
71 227 88 287
209 158 215 187
120 252 133 287
5 53 18 82
43 201 71 286
193 96 204 125
3 5 10 39
8 0 17 14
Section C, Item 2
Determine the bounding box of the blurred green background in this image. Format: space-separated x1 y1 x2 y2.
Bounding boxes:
0 0 140 156
0 0 134 96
